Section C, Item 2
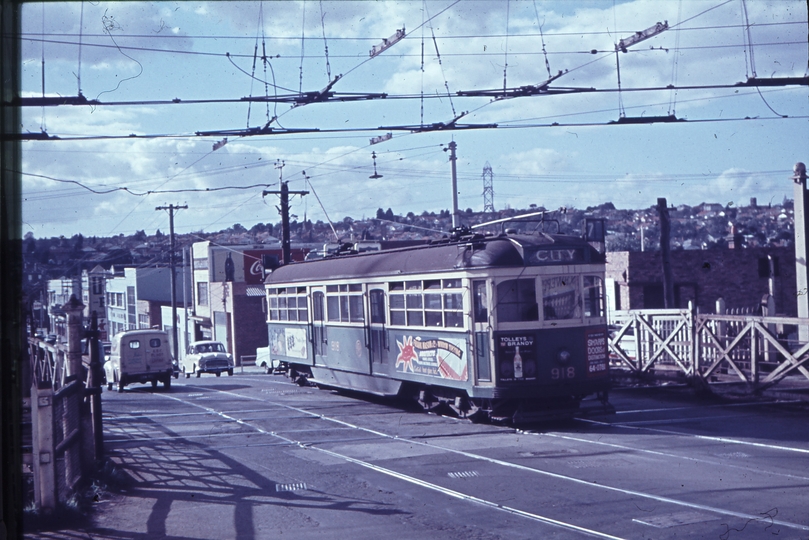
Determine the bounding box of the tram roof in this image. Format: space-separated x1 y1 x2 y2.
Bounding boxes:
265 233 603 285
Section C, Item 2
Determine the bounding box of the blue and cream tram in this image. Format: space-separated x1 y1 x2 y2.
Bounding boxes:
264 222 610 422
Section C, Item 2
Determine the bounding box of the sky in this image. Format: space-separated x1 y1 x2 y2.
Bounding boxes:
18 0 809 239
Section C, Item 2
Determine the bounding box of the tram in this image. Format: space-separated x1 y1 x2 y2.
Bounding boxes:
263 216 611 423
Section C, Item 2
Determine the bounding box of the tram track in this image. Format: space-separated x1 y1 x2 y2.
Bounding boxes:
109 380 809 536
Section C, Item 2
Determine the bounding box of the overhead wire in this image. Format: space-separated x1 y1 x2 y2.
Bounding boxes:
319 0 332 81
503 0 510 96
423 0 457 118
299 0 306 94
668 0 684 116
27 20 804 42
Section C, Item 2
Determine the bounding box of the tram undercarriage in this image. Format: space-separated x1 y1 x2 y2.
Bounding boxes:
282 364 612 424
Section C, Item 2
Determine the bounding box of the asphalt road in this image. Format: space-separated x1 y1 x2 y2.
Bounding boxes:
23 372 809 539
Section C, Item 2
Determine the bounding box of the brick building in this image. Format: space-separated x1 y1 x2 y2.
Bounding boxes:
606 247 796 315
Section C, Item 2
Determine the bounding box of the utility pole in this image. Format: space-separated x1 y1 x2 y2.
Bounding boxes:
657 198 675 309
792 162 808 341
263 162 308 265
156 203 187 365
444 140 459 228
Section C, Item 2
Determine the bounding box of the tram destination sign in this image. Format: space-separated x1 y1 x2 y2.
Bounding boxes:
523 247 584 265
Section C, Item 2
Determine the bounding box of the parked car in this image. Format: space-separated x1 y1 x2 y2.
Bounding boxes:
182 341 234 378
104 329 174 392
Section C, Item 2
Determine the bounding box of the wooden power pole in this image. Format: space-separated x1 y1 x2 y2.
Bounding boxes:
657 197 675 308
263 163 308 264
156 204 187 364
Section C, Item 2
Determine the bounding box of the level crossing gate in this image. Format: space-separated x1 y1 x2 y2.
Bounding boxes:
609 305 809 393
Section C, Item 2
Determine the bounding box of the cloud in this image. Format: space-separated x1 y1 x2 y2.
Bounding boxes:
17 1 808 239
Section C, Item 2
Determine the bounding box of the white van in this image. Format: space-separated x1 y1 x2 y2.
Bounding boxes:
104 329 174 392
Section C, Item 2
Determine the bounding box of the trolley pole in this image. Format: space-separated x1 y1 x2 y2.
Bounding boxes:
156 204 187 365
263 170 309 265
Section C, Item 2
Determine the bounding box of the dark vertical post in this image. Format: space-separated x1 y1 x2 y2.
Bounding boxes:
448 141 459 228
657 198 675 308
262 175 308 265
281 182 291 265
156 204 187 365
793 162 809 341
87 311 103 460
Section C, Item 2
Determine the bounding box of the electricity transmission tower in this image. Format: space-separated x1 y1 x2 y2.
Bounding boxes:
482 162 494 213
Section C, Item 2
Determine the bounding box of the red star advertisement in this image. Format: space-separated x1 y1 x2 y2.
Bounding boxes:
394 335 468 381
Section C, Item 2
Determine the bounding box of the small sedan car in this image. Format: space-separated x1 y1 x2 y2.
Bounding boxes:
182 341 234 378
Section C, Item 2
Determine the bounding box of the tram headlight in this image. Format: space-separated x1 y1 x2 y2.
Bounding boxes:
556 349 572 364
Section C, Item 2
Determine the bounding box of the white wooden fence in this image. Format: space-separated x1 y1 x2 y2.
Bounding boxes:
609 302 809 392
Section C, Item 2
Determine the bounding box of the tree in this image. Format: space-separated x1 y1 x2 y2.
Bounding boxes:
384 208 394 221
376 208 386 220
72 233 84 252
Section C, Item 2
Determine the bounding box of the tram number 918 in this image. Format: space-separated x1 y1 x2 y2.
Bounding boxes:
551 367 576 380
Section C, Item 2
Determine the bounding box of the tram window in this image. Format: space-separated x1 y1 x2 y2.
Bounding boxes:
269 296 279 320
349 295 364 322
390 293 405 325
473 281 488 323
584 276 604 318
340 296 349 321
425 293 442 309
542 275 582 320
497 279 538 322
444 293 463 310
391 310 406 326
444 292 463 327
370 290 386 324
405 293 422 325
313 292 325 322
445 311 463 327
327 296 340 321
388 279 465 328
325 284 364 323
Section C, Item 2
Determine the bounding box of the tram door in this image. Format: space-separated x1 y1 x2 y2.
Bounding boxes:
472 280 493 382
311 288 327 364
368 288 388 372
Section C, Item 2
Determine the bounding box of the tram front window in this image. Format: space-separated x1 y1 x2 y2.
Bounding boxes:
497 279 538 322
584 276 604 318
542 275 581 320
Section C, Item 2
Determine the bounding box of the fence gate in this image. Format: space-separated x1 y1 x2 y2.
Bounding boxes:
609 307 809 394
